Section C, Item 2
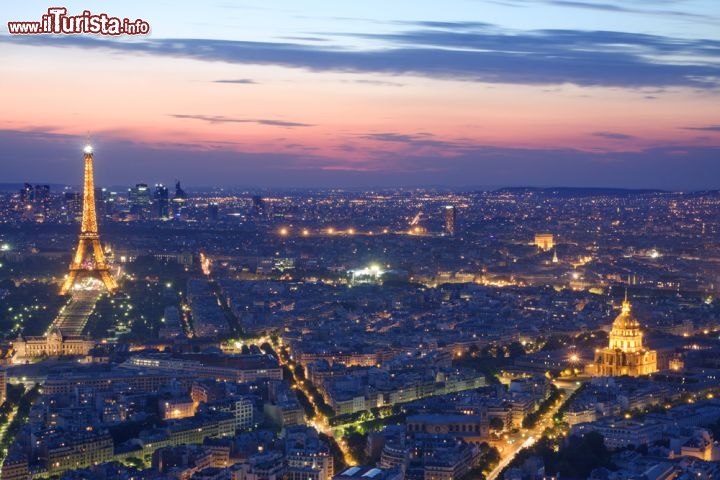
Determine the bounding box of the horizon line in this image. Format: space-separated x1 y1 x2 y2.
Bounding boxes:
0 183 717 195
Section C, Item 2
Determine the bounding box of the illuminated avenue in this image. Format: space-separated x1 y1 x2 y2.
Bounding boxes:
0 151 720 479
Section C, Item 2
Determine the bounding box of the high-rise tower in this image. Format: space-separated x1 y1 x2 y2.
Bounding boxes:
59 145 118 295
154 183 170 219
172 181 187 220
444 205 456 236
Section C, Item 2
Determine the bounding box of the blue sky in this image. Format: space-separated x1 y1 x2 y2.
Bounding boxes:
1 0 719 189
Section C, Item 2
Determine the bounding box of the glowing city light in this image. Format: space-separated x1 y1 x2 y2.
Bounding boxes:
348 264 385 284
60 145 118 294
199 252 211 275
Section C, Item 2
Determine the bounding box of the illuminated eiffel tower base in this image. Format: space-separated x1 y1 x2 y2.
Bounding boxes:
60 145 118 295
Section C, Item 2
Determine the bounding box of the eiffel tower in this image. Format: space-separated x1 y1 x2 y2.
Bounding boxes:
59 145 118 295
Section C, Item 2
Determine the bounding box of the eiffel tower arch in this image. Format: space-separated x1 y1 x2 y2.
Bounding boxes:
60 145 118 295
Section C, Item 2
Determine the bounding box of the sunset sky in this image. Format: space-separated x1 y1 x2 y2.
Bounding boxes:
2 0 719 189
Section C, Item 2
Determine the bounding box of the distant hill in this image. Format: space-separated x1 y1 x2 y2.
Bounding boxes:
0 183 71 192
494 187 669 197
682 189 720 198
0 183 717 196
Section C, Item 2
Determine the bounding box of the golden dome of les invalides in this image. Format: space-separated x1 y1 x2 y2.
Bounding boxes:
591 295 658 377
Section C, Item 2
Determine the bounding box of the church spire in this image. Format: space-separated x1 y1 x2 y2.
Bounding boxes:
622 288 631 314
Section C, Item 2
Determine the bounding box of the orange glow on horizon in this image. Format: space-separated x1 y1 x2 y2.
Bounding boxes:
3 43 719 168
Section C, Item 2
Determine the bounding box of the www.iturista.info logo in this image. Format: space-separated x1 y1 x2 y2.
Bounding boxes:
8 7 150 35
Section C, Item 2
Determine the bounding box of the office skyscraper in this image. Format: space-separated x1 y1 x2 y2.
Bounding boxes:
154 184 170 219
64 191 82 223
252 195 264 217
128 183 152 220
172 181 187 220
208 202 219 222
444 205 456 236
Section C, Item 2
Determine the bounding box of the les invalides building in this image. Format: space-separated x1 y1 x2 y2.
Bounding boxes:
592 295 657 377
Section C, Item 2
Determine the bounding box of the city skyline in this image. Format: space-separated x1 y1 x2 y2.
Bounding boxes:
2 1 720 188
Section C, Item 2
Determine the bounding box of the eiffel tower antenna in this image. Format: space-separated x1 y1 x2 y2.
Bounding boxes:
60 144 118 295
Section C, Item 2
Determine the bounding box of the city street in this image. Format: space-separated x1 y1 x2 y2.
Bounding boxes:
486 380 581 480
